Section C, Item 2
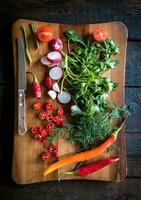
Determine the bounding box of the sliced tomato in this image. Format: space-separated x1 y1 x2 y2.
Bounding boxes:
37 25 53 42
93 27 110 42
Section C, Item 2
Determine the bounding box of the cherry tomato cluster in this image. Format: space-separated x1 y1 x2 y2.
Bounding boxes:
31 101 65 160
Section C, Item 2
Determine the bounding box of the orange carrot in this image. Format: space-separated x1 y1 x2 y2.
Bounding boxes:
44 124 123 176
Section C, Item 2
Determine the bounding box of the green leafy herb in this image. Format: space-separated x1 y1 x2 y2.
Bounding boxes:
64 29 87 48
61 31 120 115
67 106 129 149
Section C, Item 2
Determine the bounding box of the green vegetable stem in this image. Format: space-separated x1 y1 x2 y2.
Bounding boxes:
30 23 39 49
21 25 32 65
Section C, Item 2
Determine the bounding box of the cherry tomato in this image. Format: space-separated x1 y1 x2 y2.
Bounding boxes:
45 102 54 112
41 151 51 161
39 112 47 120
46 113 54 121
93 27 110 42
56 119 65 127
49 144 58 154
53 115 60 123
37 25 53 42
57 108 64 117
33 102 42 110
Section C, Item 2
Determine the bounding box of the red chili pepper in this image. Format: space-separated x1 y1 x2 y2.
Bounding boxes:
41 137 46 144
33 134 42 142
39 112 47 120
49 144 58 154
47 122 55 130
27 72 42 99
47 129 53 136
56 119 65 127
31 126 43 134
46 113 54 121
45 77 52 90
57 108 64 117
45 102 54 112
41 151 51 161
33 102 42 110
47 122 55 136
74 157 120 176
41 128 48 137
53 115 60 123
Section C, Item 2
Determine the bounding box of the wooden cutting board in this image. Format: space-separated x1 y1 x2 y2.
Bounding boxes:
12 19 128 184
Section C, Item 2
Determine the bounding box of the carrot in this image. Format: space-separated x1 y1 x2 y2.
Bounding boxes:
44 124 123 176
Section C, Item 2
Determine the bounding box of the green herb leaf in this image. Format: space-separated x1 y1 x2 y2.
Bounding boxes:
64 30 87 48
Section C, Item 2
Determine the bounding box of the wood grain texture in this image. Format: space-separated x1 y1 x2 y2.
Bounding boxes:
12 19 127 184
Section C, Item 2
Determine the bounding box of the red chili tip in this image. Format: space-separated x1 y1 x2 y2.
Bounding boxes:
33 102 42 110
49 144 58 154
39 112 47 120
110 157 120 162
57 108 64 116
41 151 51 161
41 128 48 137
45 102 54 112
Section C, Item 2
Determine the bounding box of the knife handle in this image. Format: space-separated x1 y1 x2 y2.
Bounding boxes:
18 89 27 135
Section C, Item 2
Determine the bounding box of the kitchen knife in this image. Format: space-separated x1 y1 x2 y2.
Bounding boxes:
17 38 27 135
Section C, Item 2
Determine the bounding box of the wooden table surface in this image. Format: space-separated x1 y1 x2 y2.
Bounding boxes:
0 0 141 199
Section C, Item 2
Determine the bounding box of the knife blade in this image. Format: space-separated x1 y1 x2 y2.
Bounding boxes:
17 38 27 135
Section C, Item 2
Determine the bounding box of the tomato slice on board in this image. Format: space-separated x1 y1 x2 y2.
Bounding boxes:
93 27 110 42
37 25 53 42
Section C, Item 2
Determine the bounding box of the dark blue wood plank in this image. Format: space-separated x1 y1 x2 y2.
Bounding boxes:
125 87 141 132
126 133 141 160
0 0 141 39
127 160 141 177
126 41 141 86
